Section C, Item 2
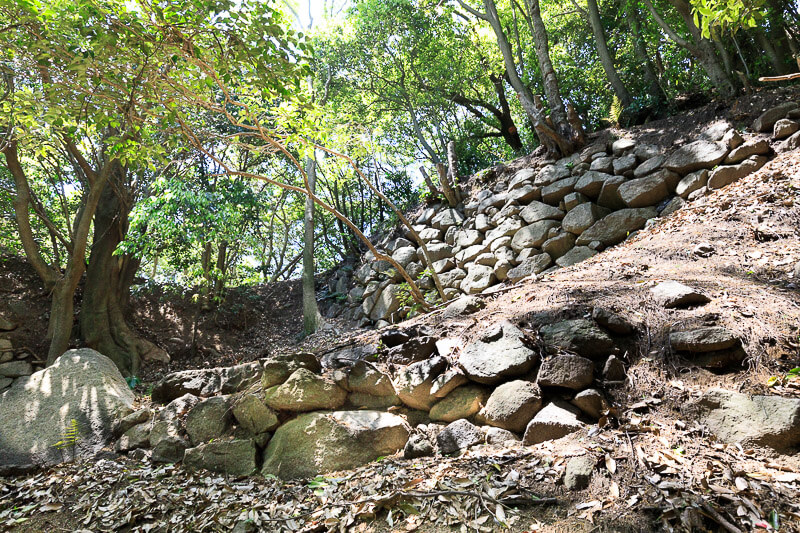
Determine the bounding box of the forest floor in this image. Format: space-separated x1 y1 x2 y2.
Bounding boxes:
2 87 800 532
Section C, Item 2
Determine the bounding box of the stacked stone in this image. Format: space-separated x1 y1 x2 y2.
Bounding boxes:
335 107 790 327
0 315 39 393
118 311 639 480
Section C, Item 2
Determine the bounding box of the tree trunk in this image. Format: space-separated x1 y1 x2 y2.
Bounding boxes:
80 167 168 376
753 28 790 75
525 0 570 134
302 156 322 335
491 73 524 152
476 0 578 157
626 1 667 104
586 0 633 107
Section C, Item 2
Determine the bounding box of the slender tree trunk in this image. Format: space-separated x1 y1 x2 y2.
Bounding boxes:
753 28 790 74
626 1 667 103
586 0 633 107
491 73 524 152
525 0 570 133
212 240 227 302
80 166 168 376
302 156 322 335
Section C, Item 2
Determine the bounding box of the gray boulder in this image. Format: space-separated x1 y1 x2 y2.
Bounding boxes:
664 140 729 174
556 246 597 267
232 393 279 435
542 232 577 259
676 170 709 199
115 423 151 453
540 319 614 359
458 321 538 385
669 327 740 352
152 361 262 403
574 171 612 198
596 175 627 210
564 456 595 490
264 368 347 412
0 361 32 378
591 307 634 335
774 118 799 139
0 349 134 473
707 155 768 190
537 355 595 390
633 155 665 178
650 280 710 308
575 208 657 246
186 396 232 446
603 355 626 381
523 401 585 445
370 284 402 321
752 102 797 132
507 254 553 282
262 411 410 479
437 419 483 454
692 389 800 451
460 264 496 294
184 439 258 476
571 389 608 419
511 220 561 251
519 201 565 224
541 176 579 205
618 174 669 208
725 140 770 164
477 380 542 433
613 154 637 175
562 203 610 235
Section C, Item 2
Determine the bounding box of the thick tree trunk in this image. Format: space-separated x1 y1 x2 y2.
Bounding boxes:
753 28 790 75
80 168 167 376
491 73 524 152
586 0 632 108
302 156 322 335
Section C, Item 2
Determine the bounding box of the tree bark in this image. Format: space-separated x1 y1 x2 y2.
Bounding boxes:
302 155 322 335
585 0 633 107
79 165 168 376
625 1 667 104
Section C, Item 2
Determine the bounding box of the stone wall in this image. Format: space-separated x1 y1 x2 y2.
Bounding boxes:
328 102 799 328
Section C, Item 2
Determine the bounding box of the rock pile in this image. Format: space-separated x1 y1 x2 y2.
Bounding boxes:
115 311 645 479
0 315 44 394
324 108 794 327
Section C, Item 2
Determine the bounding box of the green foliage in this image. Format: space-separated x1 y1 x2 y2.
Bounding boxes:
53 419 80 451
691 0 766 37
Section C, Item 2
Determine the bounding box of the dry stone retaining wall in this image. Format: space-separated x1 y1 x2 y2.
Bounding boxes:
327 105 797 328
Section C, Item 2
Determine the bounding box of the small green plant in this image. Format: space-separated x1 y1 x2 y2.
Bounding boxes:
54 419 80 461
126 376 141 389
767 367 800 387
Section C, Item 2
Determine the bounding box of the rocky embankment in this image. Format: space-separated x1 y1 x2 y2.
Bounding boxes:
103 278 800 481
326 101 800 328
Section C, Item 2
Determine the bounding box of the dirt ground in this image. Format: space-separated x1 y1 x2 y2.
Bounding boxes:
2 86 800 532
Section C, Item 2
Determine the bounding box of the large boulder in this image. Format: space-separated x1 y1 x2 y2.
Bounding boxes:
507 254 553 282
707 155 768 190
575 208 656 246
477 380 542 433
519 201 565 224
184 439 258 476
458 321 538 385
0 349 134 473
152 361 262 403
261 411 410 479
752 102 798 132
264 368 347 412
663 140 729 174
460 264 496 294
562 203 609 235
539 319 614 359
692 389 800 451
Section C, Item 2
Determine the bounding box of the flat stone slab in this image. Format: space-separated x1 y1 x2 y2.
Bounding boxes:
537 355 595 390
650 280 710 308
670 327 740 352
692 389 800 451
